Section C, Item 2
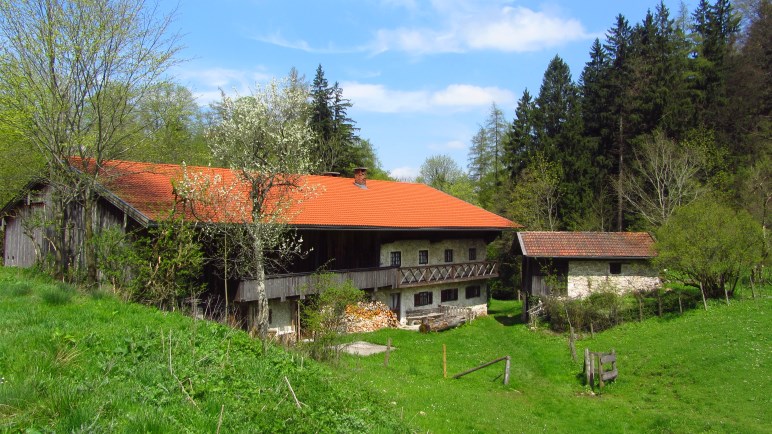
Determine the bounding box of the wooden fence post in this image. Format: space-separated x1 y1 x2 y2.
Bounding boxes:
443 344 447 378
384 338 391 367
504 356 511 385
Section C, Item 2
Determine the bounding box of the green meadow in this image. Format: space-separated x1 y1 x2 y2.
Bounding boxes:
1 266 769 433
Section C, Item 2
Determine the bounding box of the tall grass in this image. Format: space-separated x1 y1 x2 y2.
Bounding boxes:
0 268 406 433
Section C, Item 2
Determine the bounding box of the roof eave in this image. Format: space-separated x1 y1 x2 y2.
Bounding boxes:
291 224 515 231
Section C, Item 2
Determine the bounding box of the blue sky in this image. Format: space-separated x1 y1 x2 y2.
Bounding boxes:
166 0 696 179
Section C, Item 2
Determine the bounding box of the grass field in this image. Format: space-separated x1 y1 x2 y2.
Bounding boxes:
338 294 771 433
1 266 769 433
0 268 405 433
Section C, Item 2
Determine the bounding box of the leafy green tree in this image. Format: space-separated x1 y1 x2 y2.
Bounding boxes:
655 198 763 306
506 153 562 231
417 154 464 192
125 215 204 309
127 82 210 166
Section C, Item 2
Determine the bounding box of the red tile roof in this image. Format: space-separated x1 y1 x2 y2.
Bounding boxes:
83 159 518 230
517 231 655 258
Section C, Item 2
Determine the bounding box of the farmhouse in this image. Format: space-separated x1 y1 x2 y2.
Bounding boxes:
1 160 518 334
516 231 660 300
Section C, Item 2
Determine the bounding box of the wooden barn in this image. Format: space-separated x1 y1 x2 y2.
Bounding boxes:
2 159 518 335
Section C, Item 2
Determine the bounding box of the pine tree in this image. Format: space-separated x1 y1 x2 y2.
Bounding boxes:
503 89 537 181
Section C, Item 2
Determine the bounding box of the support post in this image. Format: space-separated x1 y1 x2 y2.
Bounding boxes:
503 356 511 385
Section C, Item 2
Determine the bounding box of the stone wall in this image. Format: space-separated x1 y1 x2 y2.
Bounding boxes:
566 259 660 298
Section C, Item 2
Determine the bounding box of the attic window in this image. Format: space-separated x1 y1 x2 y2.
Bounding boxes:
609 263 622 275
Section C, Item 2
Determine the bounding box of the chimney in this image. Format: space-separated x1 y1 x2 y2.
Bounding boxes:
353 167 367 189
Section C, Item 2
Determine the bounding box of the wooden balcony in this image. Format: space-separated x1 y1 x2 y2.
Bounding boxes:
238 267 397 301
396 261 498 288
236 261 499 302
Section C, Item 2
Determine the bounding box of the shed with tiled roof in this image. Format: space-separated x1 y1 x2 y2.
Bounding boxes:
516 232 660 309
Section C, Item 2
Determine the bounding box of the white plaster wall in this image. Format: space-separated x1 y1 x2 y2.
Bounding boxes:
567 260 660 298
374 282 488 324
268 299 294 335
379 238 487 267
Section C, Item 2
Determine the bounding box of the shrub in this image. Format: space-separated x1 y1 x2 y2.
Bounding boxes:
539 285 705 333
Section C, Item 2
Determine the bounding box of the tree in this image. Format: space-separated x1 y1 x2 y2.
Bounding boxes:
309 64 359 174
417 154 464 192
198 76 318 337
0 0 181 281
127 82 209 166
506 153 562 231
617 131 706 229
503 89 537 181
655 198 763 306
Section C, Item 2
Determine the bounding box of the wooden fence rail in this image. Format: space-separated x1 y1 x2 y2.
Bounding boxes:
452 355 511 385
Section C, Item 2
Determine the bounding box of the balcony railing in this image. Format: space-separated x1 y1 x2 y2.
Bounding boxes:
396 261 498 288
236 261 499 302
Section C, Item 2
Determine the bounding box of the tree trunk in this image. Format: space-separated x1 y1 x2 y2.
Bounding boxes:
250 235 269 339
83 187 98 285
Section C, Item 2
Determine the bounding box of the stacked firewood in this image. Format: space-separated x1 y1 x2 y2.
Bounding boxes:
343 301 398 333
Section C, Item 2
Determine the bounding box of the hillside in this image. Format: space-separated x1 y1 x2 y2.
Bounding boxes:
2 266 769 433
0 268 406 433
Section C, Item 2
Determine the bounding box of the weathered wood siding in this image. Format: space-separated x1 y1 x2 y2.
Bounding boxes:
3 183 132 269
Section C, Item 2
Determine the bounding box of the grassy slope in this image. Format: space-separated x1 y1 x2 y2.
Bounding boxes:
0 268 406 433
2 266 769 433
339 296 771 433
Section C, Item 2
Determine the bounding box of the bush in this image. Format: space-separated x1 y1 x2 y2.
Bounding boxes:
539 285 705 333
300 274 365 361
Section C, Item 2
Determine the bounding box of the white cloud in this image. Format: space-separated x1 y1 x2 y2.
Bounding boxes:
389 166 420 181
174 67 272 105
342 81 514 113
428 139 468 152
370 2 590 55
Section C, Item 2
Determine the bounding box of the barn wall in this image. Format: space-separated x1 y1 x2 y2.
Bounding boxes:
567 260 660 298
3 184 132 270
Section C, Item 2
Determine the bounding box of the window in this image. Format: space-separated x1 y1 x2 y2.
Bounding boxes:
390 251 401 267
441 288 458 302
414 291 433 307
268 308 273 324
609 263 622 275
465 285 481 299
444 249 454 263
468 248 477 261
418 250 429 265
